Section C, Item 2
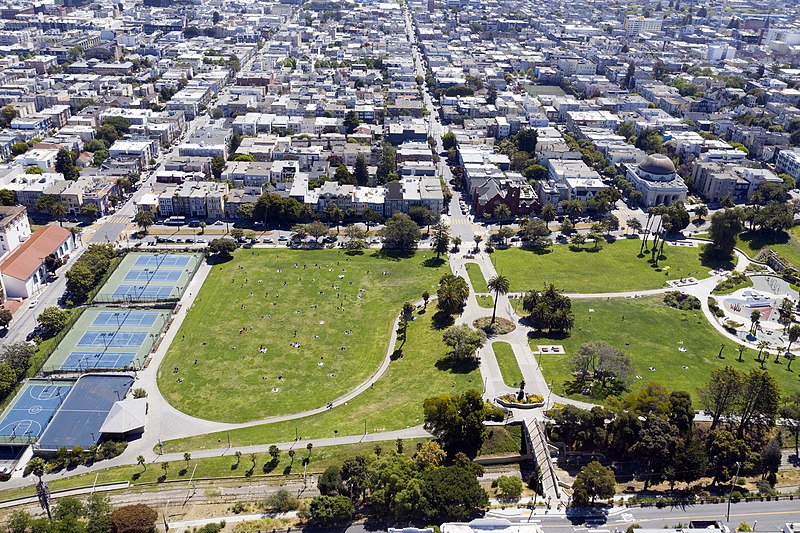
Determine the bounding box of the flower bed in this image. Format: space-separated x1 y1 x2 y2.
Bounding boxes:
496 393 544 409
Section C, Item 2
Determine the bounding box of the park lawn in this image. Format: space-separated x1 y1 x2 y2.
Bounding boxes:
159 249 448 423
0 439 429 502
465 263 489 292
492 342 523 388
161 309 481 453
530 296 800 404
476 294 494 309
737 228 800 267
491 239 723 293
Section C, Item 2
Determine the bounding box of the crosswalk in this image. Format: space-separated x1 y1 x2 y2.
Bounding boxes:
450 215 471 225
106 216 130 224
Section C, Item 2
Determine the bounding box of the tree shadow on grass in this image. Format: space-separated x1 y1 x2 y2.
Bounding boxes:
525 328 570 342
178 468 187 476
282 464 292 475
262 459 278 474
435 357 479 374
206 253 233 266
344 249 364 256
422 256 446 268
740 230 790 251
370 249 414 261
432 310 455 330
519 246 552 255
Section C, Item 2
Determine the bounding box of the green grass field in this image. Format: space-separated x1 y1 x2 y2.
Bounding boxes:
737 228 800 267
161 309 481 453
476 295 494 309
492 342 523 388
492 239 725 293
159 250 448 422
529 296 800 403
465 263 489 292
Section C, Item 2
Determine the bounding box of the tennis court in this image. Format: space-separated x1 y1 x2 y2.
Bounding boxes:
95 252 201 303
44 307 170 373
135 254 191 268
0 382 73 442
124 269 182 283
60 352 137 371
92 311 159 328
111 285 176 300
37 375 134 450
78 331 147 348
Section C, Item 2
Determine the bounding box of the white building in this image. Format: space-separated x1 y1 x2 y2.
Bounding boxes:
0 224 75 299
625 16 663 36
625 153 688 207
777 148 800 181
0 206 31 260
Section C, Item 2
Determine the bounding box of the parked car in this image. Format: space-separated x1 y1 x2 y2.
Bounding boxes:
278 235 288 242
28 299 39 309
188 220 201 228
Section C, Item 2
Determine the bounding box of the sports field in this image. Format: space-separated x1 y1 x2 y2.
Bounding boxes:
526 296 800 403
492 239 727 293
159 249 449 423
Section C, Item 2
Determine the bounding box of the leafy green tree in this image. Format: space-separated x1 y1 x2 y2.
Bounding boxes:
699 366 743 430
437 273 469 315
493 475 523 499
53 496 85 520
522 284 574 333
442 325 486 362
736 369 780 438
705 209 742 261
379 212 420 251
55 148 80 180
318 465 344 496
133 210 154 234
571 461 616 504
343 111 360 134
570 341 632 397
86 493 113 533
376 142 396 184
420 464 489 521
208 238 237 257
706 429 751 485
11 142 29 156
354 154 369 186
423 389 504 458
0 189 14 205
80 203 99 220
211 156 226 180
236 202 255 220
442 132 457 150
0 105 18 128
408 205 436 228
102 116 132 135
50 201 67 225
0 308 11 330
37 306 69 334
309 495 354 525
334 163 355 185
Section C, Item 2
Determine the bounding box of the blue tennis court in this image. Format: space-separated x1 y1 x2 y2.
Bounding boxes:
135 255 190 268
60 352 136 371
0 383 72 440
124 269 182 283
111 285 175 300
78 331 147 348
38 375 134 450
92 311 158 328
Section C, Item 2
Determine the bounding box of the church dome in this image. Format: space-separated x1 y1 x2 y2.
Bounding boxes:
638 154 676 175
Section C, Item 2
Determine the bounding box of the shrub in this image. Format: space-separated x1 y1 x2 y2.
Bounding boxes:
713 272 750 294
498 393 543 405
109 503 157 533
663 291 700 310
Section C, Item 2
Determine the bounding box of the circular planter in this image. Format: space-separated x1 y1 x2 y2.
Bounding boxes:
495 395 545 409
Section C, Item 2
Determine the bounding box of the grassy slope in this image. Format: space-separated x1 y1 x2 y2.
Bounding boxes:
529 296 800 403
492 239 725 293
737 227 800 267
158 250 447 422
492 341 523 388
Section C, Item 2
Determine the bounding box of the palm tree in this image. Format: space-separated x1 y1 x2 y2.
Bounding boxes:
453 236 462 251
288 449 295 465
750 310 761 335
487 275 510 325
234 450 242 467
161 461 169 477
137 455 146 473
474 235 483 252
268 445 280 463
50 202 67 227
788 352 796 371
788 325 800 354
757 340 770 363
183 452 191 470
306 442 313 457
737 345 745 362
540 204 557 228
422 291 430 309
28 457 46 482
134 210 154 235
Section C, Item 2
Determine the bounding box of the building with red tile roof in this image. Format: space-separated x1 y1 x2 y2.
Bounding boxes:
0 224 75 299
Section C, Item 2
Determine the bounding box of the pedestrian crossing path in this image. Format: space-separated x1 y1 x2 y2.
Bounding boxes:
450 215 471 225
106 216 130 224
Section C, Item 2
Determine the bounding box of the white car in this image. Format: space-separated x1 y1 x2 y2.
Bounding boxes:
28 299 39 309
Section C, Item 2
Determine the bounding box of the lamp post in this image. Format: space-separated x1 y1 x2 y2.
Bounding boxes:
726 461 742 523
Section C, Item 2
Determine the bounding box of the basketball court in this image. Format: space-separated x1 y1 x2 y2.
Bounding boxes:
0 381 73 443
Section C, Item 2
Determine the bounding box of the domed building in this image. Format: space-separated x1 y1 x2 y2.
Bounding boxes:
624 154 688 207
